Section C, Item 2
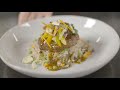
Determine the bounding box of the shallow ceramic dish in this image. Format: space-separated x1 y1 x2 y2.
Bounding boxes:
0 15 120 78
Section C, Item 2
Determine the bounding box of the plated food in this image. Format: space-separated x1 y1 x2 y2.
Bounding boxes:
22 20 93 71
0 15 119 78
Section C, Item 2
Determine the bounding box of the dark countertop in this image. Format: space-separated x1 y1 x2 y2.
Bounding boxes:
0 12 120 78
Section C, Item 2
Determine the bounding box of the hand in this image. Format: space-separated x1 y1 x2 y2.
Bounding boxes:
18 12 53 25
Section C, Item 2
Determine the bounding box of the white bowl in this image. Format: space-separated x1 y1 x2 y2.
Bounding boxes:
0 15 120 78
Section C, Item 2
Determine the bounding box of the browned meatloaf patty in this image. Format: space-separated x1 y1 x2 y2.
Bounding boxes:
38 34 80 52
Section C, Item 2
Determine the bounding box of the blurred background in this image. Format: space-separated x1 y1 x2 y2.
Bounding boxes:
0 12 120 78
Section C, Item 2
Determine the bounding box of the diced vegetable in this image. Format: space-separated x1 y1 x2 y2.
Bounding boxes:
83 51 92 59
32 44 35 49
48 66 53 70
44 63 49 67
61 63 65 67
22 56 33 64
75 59 81 64
53 66 58 70
32 60 39 69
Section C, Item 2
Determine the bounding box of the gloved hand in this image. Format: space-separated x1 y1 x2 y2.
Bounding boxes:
18 12 53 25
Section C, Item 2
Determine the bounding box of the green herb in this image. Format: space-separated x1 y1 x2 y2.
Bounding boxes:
61 48 69 53
71 24 78 34
78 50 81 58
29 50 32 54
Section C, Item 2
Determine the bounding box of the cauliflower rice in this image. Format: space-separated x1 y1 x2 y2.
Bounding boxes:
22 39 93 71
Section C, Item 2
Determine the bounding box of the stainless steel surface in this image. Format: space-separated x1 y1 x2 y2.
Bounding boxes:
0 12 120 78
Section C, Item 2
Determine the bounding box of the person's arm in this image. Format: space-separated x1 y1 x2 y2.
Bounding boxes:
18 12 53 25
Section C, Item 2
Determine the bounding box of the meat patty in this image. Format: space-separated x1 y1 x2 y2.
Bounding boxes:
38 34 80 52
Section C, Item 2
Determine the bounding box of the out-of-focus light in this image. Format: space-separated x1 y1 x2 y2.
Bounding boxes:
13 33 18 42
21 23 31 27
84 19 96 28
96 37 101 43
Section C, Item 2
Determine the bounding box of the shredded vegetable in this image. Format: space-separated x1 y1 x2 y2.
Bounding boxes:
41 20 77 48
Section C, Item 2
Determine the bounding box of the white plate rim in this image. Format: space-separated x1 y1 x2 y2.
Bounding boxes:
0 15 120 78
